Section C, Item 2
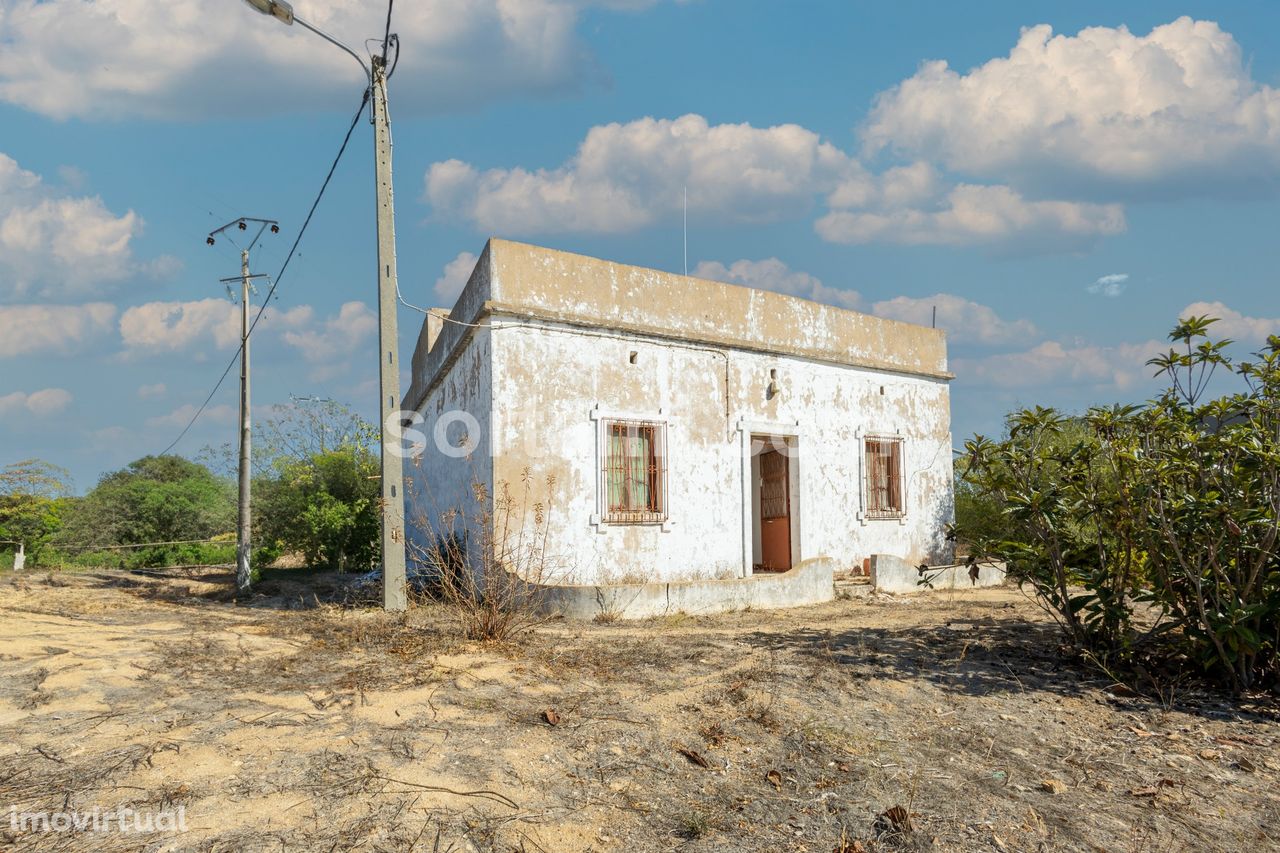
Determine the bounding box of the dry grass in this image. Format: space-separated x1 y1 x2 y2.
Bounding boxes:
0 567 1277 852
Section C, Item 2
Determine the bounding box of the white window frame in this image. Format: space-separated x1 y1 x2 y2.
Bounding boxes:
858 428 907 525
590 406 674 532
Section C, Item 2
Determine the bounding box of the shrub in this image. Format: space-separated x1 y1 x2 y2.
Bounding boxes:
51 456 234 569
408 469 561 642
959 317 1279 693
254 449 380 573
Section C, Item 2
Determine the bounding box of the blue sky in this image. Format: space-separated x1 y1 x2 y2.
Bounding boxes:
1 0 1278 492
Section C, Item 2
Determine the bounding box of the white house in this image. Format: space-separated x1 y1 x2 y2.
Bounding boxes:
400 239 954 612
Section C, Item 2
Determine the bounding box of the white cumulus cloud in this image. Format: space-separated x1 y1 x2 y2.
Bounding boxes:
955 339 1165 391
426 114 853 234
871 293 1037 345
1180 301 1280 342
282 302 377 365
817 182 1125 252
0 0 672 121
433 251 479 303
145 403 235 429
0 387 72 419
1089 273 1129 297
119 297 375 381
863 17 1280 199
0 153 172 302
0 303 116 357
691 258 862 311
118 299 312 356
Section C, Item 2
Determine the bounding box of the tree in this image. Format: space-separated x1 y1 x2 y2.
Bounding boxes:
959 318 1279 693
0 459 72 567
255 449 380 572
54 456 235 567
249 400 381 572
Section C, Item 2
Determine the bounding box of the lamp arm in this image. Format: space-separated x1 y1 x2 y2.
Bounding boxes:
294 15 372 85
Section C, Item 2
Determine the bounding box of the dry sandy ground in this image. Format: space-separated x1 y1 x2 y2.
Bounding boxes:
0 569 1277 853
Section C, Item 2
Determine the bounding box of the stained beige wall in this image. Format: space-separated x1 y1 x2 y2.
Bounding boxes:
402 239 955 586
404 239 951 417
489 320 954 584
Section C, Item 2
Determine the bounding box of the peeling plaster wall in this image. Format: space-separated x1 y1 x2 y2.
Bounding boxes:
488 320 953 585
402 239 955 588
403 332 493 575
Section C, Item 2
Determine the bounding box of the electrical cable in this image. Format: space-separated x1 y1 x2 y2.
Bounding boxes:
380 0 394 65
386 34 401 79
158 89 372 457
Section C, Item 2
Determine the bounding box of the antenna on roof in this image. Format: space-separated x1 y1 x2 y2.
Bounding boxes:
932 305 937 328
683 184 688 277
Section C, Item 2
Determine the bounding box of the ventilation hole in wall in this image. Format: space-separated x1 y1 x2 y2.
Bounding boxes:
390 485 397 498
629 351 638 364
879 386 885 395
770 368 778 379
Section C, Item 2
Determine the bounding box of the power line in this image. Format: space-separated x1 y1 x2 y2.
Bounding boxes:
381 0 395 65
158 89 372 458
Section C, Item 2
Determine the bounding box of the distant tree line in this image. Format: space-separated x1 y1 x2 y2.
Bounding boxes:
0 400 380 576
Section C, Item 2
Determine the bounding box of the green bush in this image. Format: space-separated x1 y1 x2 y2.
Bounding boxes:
51 455 235 569
959 317 1279 693
0 459 72 568
254 449 380 573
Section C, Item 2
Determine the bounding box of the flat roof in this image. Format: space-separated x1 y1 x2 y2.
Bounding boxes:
404 239 950 412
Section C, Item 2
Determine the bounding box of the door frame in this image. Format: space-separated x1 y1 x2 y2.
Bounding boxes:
737 419 803 577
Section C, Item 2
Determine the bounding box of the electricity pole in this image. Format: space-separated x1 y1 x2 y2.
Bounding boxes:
209 217 278 594
239 0 408 611
372 53 408 612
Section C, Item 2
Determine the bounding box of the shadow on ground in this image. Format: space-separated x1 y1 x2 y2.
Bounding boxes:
741 615 1275 724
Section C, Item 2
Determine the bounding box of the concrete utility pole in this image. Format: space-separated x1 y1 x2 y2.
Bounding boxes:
239 0 408 611
208 217 278 594
235 248 253 593
371 53 408 612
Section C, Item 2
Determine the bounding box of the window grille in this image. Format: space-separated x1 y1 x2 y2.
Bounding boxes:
603 420 666 523
864 436 904 518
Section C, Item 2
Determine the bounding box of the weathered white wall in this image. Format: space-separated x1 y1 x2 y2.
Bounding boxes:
403 332 493 576
402 239 955 590
487 319 954 585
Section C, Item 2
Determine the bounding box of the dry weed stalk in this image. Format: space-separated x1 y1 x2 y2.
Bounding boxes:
409 467 563 642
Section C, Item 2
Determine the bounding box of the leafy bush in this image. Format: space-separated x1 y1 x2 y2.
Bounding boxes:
959 317 1279 693
250 402 382 573
0 459 72 568
51 456 235 569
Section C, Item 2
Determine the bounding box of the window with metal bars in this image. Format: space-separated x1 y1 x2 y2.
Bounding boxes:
864 436 904 518
603 420 666 523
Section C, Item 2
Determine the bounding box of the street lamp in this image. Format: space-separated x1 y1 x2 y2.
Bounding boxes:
241 0 408 612
243 0 293 25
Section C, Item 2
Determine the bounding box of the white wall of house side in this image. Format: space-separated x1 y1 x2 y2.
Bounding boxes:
488 319 954 585
402 332 493 577
402 239 955 590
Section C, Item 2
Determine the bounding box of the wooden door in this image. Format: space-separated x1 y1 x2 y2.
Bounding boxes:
759 448 791 571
